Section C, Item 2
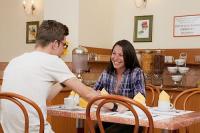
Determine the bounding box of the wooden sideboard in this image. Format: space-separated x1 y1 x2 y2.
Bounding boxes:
137 48 200 65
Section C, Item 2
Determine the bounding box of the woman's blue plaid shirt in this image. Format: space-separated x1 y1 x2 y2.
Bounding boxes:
93 67 145 98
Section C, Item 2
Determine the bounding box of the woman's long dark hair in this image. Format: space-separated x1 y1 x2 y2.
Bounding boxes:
106 40 140 73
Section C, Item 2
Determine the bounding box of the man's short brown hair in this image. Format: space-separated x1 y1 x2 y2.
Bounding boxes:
36 20 69 47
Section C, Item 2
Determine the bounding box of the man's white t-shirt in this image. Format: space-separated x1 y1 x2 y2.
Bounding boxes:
1 51 76 133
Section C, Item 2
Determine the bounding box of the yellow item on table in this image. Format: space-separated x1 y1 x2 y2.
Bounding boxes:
133 92 146 105
101 88 109 95
70 91 76 96
159 90 170 101
79 97 88 108
69 90 79 97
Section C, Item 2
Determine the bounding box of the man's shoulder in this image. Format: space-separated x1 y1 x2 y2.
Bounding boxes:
9 53 27 63
8 52 61 67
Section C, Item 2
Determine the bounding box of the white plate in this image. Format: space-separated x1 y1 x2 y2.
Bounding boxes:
154 107 174 112
64 106 78 109
58 105 80 110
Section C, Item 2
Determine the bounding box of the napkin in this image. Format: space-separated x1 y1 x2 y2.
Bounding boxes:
100 88 109 95
79 97 88 108
159 90 170 101
69 91 79 105
79 88 109 108
133 92 146 105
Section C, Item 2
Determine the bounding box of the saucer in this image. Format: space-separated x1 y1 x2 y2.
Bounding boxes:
132 105 146 116
154 107 173 112
62 105 78 110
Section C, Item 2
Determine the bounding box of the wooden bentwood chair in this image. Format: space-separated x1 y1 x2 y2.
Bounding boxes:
0 92 44 133
145 84 160 107
173 88 200 110
173 88 200 133
86 95 154 133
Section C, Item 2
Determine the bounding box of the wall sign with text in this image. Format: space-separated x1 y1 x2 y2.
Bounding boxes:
173 14 200 37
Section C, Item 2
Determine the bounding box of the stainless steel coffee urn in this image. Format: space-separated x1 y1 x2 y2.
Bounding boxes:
72 45 88 75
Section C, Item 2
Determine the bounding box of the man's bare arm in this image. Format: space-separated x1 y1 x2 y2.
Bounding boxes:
64 78 127 112
47 83 63 102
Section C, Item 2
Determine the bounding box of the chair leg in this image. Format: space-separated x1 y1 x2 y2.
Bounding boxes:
186 127 189 133
0 124 3 133
169 129 179 133
143 127 148 133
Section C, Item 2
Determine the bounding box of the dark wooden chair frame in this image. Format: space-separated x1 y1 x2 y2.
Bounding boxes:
86 95 154 133
0 92 44 133
173 88 200 133
145 84 160 107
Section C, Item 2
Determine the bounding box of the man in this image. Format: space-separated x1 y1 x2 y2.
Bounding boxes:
0 20 118 133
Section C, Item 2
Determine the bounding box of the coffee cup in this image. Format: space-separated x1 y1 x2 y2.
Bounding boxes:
64 97 76 108
175 59 185 66
158 101 173 111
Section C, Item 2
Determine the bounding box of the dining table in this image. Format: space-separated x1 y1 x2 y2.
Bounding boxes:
47 105 200 133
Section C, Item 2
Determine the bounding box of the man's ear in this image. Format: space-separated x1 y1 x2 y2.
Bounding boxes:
51 40 59 50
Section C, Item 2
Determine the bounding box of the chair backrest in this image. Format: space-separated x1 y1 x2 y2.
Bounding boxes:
145 84 160 107
173 88 200 110
0 124 3 133
86 95 154 133
0 92 44 133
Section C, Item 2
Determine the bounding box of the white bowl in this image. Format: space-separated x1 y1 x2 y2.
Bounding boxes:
171 75 182 82
178 67 189 74
175 59 185 66
167 67 178 74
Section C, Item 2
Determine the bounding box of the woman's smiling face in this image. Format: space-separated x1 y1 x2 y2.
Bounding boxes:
111 45 125 70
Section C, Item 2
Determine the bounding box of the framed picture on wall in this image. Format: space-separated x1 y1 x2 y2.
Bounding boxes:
26 21 39 43
133 15 153 42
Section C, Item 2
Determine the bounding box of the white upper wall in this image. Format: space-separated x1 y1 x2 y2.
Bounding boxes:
80 0 200 49
44 0 79 61
79 0 115 48
1 0 200 61
0 0 43 61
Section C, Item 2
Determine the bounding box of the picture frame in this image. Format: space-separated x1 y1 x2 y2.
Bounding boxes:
133 15 153 42
26 21 39 43
173 14 200 37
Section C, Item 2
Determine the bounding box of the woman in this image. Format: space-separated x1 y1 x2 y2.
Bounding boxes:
93 39 145 133
94 39 145 98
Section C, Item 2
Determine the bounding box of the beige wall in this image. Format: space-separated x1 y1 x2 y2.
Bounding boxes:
1 0 200 62
44 0 79 61
0 0 43 61
79 0 115 48
80 0 200 49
